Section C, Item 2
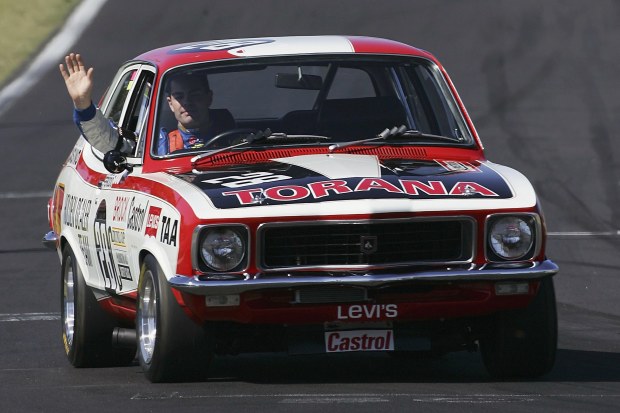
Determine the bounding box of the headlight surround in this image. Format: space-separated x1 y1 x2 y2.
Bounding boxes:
199 226 248 272
487 214 538 261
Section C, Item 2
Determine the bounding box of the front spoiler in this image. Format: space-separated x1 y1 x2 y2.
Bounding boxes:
168 259 558 295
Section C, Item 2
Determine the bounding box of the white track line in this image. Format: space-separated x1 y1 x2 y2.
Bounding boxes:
0 0 109 117
130 392 620 403
548 231 620 237
0 312 60 322
0 191 52 199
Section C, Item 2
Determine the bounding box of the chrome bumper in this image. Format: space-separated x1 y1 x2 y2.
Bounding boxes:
168 259 559 295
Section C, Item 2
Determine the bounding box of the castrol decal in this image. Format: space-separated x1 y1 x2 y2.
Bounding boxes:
325 330 394 353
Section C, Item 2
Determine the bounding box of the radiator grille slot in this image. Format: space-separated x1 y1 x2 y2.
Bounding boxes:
260 219 473 269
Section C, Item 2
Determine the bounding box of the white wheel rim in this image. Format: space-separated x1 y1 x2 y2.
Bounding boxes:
63 256 75 347
139 270 157 364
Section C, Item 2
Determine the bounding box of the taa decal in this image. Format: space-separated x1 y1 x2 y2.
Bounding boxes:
160 216 178 246
325 330 394 352
337 304 398 320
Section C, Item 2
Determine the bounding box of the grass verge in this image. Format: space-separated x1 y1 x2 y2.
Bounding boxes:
0 0 80 87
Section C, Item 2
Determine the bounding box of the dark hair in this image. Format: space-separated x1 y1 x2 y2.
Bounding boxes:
164 72 210 96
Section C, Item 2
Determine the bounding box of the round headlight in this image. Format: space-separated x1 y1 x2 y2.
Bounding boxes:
200 228 245 271
488 216 534 260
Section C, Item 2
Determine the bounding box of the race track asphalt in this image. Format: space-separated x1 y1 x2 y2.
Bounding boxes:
1 1 619 412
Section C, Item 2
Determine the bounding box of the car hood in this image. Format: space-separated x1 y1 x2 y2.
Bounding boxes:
175 154 533 213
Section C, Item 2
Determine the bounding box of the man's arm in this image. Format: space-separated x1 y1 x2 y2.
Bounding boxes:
59 54 133 154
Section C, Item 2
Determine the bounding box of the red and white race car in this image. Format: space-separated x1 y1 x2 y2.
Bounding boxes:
44 36 558 382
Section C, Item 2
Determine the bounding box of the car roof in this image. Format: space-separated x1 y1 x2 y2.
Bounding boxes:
134 36 438 72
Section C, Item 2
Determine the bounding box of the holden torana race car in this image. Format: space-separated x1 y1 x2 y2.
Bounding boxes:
44 36 558 382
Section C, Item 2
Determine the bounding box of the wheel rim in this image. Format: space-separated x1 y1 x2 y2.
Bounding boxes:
62 256 75 347
139 270 157 364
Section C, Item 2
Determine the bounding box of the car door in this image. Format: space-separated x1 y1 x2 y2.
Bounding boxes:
88 64 155 295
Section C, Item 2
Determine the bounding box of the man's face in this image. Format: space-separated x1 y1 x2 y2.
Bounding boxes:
166 76 212 129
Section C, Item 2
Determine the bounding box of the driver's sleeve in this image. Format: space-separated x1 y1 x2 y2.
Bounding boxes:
73 102 134 153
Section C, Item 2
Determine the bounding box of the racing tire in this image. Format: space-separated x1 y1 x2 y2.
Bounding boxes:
479 276 557 379
61 245 136 367
137 254 212 382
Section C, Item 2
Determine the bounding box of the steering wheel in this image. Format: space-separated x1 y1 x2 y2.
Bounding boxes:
206 128 259 147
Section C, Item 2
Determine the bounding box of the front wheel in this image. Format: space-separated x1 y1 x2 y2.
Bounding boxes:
137 254 212 382
480 277 557 379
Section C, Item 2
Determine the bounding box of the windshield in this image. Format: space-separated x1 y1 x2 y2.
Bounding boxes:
153 56 474 157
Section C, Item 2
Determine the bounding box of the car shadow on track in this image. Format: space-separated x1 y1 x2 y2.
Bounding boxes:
548 349 620 382
202 348 620 384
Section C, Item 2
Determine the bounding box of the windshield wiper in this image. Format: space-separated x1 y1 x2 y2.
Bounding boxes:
328 125 460 152
191 129 331 164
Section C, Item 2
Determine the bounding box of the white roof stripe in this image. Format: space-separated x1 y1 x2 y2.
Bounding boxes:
227 36 355 57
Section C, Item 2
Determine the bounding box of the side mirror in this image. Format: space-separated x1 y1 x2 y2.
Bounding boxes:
103 150 133 174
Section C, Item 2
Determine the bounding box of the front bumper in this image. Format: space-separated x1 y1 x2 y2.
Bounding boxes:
168 259 558 295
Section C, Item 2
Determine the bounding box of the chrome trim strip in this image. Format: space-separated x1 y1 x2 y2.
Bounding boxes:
256 216 476 271
168 259 559 295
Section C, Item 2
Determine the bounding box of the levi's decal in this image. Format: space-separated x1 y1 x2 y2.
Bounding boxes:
145 206 162 238
337 304 399 320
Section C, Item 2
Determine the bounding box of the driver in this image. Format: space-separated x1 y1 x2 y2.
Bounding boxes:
59 53 234 156
158 72 234 155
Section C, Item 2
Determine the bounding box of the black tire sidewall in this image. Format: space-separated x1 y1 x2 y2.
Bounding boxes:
61 244 135 367
137 254 211 382
480 276 558 379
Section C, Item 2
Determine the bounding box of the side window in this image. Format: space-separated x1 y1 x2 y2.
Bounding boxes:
406 65 462 138
124 71 155 158
103 69 139 124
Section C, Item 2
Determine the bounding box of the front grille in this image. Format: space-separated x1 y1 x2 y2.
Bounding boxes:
259 219 474 269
